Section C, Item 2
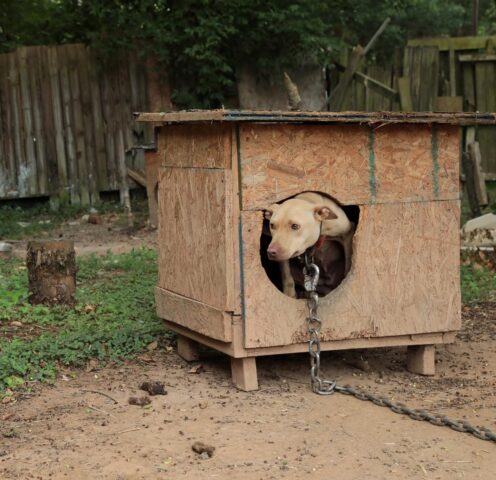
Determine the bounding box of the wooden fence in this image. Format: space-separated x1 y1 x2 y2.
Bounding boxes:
0 44 150 204
338 35 496 178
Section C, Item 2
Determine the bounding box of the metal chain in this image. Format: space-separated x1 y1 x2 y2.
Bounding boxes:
302 251 496 443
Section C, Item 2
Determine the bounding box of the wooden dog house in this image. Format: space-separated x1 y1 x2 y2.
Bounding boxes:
137 110 496 391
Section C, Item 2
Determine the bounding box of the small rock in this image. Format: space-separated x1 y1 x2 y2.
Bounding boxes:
81 214 90 222
140 381 167 396
128 396 151 406
188 365 205 374
192 441 215 458
10 321 22 327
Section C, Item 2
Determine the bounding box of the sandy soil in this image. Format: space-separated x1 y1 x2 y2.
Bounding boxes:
1 303 495 480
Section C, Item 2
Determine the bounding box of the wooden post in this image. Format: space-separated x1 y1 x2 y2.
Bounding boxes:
231 357 258 391
407 345 435 375
27 240 76 306
462 150 482 218
177 335 200 362
468 141 488 206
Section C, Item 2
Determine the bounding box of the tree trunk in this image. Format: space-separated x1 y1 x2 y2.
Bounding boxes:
27 240 76 306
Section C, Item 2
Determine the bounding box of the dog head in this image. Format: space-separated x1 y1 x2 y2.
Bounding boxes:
264 198 337 261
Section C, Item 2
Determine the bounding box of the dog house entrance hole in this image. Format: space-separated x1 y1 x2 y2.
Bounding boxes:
260 193 359 299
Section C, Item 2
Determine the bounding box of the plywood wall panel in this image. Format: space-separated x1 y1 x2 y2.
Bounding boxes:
239 124 371 209
157 167 238 312
243 200 460 348
158 124 233 169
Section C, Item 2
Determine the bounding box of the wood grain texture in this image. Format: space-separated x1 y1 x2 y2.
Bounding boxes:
158 124 232 169
242 200 461 349
136 110 496 126
239 124 458 209
155 287 232 342
0 44 151 202
239 124 371 209
157 167 239 312
145 150 159 227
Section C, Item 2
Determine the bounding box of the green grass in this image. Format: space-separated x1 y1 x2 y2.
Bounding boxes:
0 249 171 392
0 196 150 240
461 263 496 304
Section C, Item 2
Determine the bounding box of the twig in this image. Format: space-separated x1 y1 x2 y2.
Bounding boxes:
419 463 428 476
86 404 117 419
105 427 141 436
80 389 118 404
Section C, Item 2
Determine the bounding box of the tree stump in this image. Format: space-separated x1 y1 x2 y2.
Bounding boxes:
27 240 76 306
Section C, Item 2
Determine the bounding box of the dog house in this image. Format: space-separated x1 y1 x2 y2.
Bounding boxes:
137 110 495 391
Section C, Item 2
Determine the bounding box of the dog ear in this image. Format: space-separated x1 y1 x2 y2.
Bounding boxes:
264 204 279 220
314 206 338 221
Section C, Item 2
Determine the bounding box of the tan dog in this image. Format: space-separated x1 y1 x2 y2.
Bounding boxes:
264 192 354 298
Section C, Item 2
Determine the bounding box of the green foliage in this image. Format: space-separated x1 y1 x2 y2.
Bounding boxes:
0 249 171 392
461 261 496 304
1 1 496 107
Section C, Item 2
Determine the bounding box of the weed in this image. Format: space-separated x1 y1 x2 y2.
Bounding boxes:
0 249 172 391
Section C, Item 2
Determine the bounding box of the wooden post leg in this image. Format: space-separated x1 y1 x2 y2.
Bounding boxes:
177 335 200 362
231 357 258 391
407 345 435 376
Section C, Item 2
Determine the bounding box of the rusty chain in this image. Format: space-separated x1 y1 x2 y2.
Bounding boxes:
302 251 496 443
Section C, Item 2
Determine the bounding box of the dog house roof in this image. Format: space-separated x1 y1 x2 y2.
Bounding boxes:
135 109 496 126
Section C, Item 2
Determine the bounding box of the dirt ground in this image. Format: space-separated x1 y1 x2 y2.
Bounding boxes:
1 302 495 480
11 213 157 258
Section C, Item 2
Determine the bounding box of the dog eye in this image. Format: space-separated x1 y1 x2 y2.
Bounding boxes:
270 223 275 230
291 224 300 231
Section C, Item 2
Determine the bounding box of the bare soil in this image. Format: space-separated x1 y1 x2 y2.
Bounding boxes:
1 303 495 480
12 213 157 258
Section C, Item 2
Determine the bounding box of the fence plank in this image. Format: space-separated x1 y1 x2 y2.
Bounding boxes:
58 46 80 205
0 54 15 197
18 47 38 196
77 46 99 204
67 45 90 205
28 47 48 195
87 49 109 192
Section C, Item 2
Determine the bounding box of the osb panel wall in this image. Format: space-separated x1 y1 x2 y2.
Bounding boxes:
374 124 459 202
239 124 371 208
157 124 232 168
242 200 460 349
238 124 459 209
158 167 236 311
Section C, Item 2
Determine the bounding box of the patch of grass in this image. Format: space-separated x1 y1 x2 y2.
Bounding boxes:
0 249 171 392
461 262 496 304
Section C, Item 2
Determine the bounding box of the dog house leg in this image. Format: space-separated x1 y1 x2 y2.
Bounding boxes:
231 357 258 391
407 345 435 376
177 335 200 362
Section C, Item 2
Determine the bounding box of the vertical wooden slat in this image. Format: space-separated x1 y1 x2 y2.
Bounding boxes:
87 49 108 192
9 50 28 197
67 45 90 205
100 65 117 190
28 47 48 195
47 47 69 203
18 47 38 196
0 54 14 197
77 46 99 204
38 47 59 202
58 45 80 205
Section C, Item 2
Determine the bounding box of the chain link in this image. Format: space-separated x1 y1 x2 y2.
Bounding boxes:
302 251 496 443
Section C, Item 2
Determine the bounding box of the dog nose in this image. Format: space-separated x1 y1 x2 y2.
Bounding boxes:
267 246 278 259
